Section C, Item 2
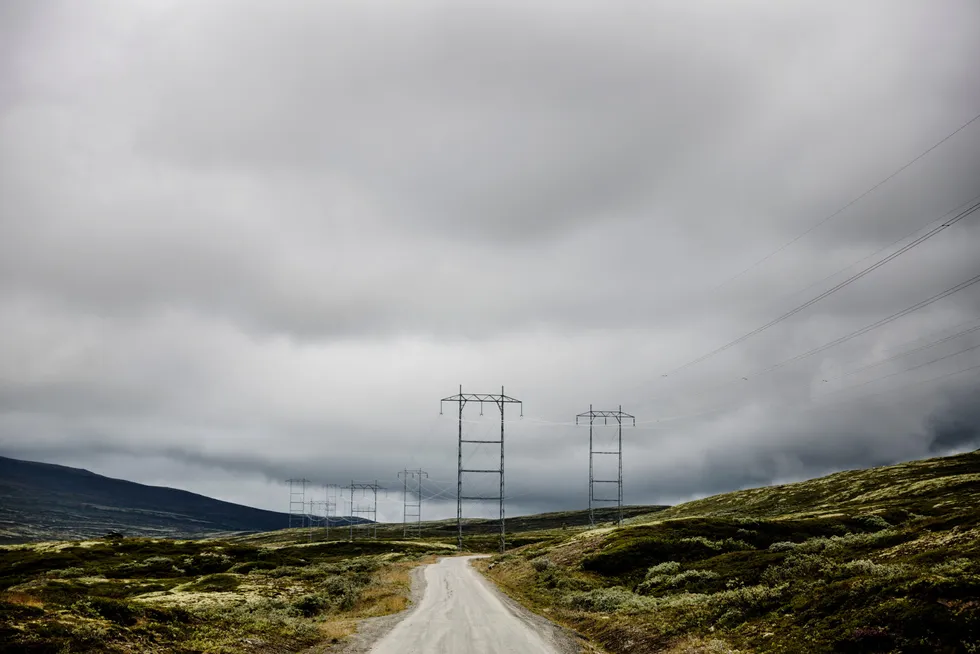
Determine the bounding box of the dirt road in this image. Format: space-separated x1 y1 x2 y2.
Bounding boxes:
367 556 576 654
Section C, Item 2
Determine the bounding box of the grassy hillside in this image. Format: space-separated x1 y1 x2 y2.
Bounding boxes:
643 451 980 522
482 449 980 653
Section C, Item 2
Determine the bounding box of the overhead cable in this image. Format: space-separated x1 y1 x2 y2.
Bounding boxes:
762 271 980 373
715 109 980 290
831 322 980 381
664 198 980 376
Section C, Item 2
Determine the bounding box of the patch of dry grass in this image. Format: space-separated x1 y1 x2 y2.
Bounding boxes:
318 618 356 643
348 560 418 618
662 636 742 653
2 590 44 608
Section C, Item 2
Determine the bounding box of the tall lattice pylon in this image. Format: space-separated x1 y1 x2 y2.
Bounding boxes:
286 478 310 528
441 385 523 553
576 406 635 527
399 469 428 539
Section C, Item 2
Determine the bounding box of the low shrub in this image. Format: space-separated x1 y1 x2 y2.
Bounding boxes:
323 575 362 610
836 560 909 580
185 573 241 592
646 561 681 577
180 552 234 576
793 530 905 554
679 537 753 552
638 569 720 595
856 514 892 532
264 565 303 578
761 553 833 585
294 593 330 617
48 567 86 579
531 557 554 572
562 587 659 613
582 531 758 579
230 560 278 574
74 597 141 626
932 558 974 576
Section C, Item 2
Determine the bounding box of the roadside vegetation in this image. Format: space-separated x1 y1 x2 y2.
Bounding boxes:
482 449 980 653
0 502 664 654
0 535 450 653
0 507 664 654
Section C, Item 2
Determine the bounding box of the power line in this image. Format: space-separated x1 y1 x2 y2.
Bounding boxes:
828 321 980 381
663 315 980 409
715 109 980 290
862 315 980 359
762 272 980 373
818 341 980 398
623 192 980 405
663 198 980 377
638 351 980 429
636 346 980 431
805 361 980 414
623 272 980 423
769 199 980 310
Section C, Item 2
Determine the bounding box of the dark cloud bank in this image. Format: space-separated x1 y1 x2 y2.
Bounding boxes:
1 0 979 520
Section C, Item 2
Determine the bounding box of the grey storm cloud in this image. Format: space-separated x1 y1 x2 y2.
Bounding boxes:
1 0 979 519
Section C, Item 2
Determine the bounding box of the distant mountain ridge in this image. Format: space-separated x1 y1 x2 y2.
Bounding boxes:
0 455 359 544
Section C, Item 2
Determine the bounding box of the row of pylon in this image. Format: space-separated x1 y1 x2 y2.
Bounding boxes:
285 472 427 541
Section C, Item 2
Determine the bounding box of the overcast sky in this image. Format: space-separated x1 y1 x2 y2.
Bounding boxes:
2 1 979 522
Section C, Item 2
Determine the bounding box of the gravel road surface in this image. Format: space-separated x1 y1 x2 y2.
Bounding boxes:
367 556 578 654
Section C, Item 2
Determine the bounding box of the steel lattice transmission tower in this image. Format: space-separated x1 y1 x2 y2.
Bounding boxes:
286 478 311 528
576 406 635 527
399 469 428 539
347 481 385 540
441 385 523 553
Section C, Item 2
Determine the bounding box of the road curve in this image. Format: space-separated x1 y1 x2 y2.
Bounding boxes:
368 556 569 654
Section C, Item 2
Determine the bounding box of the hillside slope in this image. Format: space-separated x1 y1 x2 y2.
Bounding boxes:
484 449 980 653
640 450 980 523
0 456 330 543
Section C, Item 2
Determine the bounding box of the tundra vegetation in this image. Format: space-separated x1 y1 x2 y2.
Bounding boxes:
5 452 978 653
482 450 980 653
0 535 451 653
0 505 649 653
